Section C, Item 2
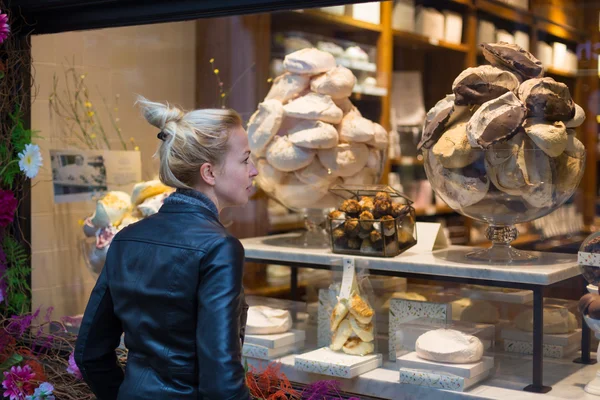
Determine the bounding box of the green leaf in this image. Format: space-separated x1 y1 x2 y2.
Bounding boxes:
0 354 23 373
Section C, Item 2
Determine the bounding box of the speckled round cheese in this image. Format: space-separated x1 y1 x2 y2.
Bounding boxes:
416 329 484 364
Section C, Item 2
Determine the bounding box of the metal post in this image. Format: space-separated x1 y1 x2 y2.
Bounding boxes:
575 279 595 364
524 286 551 393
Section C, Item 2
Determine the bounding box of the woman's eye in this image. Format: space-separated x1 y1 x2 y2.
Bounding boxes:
243 158 249 164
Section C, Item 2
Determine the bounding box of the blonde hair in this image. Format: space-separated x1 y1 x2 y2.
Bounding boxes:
136 96 242 189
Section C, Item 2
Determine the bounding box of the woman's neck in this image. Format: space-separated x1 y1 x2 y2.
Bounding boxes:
191 184 221 213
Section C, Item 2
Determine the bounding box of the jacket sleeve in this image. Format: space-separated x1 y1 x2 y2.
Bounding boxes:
196 236 251 400
240 289 249 346
74 257 124 400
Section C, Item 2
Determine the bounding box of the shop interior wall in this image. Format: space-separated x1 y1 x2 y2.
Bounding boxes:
29 21 197 319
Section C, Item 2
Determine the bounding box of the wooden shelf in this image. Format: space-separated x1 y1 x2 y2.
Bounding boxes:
390 156 424 166
274 9 382 34
393 29 470 53
535 17 583 43
475 0 533 26
415 205 455 216
545 67 577 79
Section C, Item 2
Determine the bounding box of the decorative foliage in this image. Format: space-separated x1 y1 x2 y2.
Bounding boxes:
0 108 37 189
48 64 130 151
245 362 300 400
1 236 31 315
208 57 255 109
0 311 127 400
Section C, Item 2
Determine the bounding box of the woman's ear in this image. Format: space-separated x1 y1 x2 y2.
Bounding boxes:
199 163 216 186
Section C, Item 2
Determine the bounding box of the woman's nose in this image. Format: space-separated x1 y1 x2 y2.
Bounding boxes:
249 162 258 177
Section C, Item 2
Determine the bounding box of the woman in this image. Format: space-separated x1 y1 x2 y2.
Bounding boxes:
75 97 258 400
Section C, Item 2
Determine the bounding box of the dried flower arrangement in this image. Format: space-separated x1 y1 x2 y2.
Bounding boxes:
48 62 136 151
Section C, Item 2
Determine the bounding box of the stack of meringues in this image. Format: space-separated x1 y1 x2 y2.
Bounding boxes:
248 47 388 210
420 42 586 211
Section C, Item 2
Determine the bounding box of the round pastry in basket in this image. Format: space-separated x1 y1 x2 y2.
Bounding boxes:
326 184 416 257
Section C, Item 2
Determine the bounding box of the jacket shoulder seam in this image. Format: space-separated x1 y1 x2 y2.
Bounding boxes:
112 237 208 253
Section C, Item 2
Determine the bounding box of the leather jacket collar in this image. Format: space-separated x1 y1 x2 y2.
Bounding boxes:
160 188 220 223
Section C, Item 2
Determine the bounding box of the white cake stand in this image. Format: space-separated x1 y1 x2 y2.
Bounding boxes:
584 284 600 395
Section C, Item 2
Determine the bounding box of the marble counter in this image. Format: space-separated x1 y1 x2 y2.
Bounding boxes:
245 351 600 400
241 233 580 286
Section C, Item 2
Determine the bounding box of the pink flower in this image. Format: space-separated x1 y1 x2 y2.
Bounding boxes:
0 13 10 44
66 352 82 380
2 365 35 400
0 190 17 228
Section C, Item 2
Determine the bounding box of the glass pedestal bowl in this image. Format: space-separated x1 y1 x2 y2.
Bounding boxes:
423 145 585 264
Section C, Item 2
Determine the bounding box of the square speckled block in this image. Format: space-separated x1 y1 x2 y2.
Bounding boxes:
243 341 303 360
400 367 491 392
294 347 382 379
244 330 306 349
397 352 494 379
389 299 451 360
503 339 579 359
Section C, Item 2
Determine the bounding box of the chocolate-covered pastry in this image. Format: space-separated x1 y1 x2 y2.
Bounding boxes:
329 210 346 220
361 238 376 253
359 196 374 213
390 203 410 218
418 104 454 151
466 91 526 149
344 218 360 237
433 120 481 168
524 119 567 158
369 230 383 249
583 237 600 253
579 293 600 319
347 237 361 250
380 215 396 236
329 210 346 230
579 293 596 314
359 211 374 231
517 77 575 121
374 192 392 203
481 42 543 80
565 103 585 128
373 199 392 218
333 227 348 247
340 199 361 216
452 65 520 105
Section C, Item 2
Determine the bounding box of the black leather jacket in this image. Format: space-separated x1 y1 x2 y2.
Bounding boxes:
74 190 250 400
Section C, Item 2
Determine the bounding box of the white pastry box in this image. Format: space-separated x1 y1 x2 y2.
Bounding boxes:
319 6 346 16
243 342 302 360
536 41 553 67
477 20 495 45
392 0 415 32
443 11 463 44
415 7 445 42
514 31 530 52
399 352 494 392
552 42 568 71
495 29 515 44
566 50 578 73
351 2 381 25
295 347 382 378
